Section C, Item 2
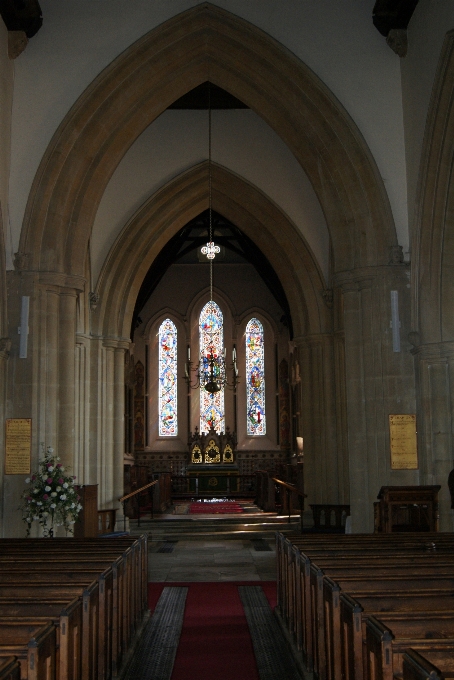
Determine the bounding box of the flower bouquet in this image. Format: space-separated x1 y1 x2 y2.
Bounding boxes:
19 445 82 537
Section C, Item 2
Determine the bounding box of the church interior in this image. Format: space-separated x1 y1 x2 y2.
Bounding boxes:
2 1 454 678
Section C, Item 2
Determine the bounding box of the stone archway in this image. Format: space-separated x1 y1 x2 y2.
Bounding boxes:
92 162 341 510
412 30 454 530
94 163 327 341
6 3 401 533
18 3 395 279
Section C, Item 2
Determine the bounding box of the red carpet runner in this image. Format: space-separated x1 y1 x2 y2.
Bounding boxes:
148 582 277 680
189 501 244 514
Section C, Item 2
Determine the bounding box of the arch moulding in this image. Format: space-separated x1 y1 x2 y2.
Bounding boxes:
414 30 454 344
19 3 395 281
93 162 326 341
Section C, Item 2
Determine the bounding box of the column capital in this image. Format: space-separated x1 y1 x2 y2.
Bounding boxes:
102 338 131 352
410 340 454 360
333 264 410 290
38 272 86 293
292 332 333 347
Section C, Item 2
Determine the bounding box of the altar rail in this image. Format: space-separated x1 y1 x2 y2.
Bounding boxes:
171 474 257 498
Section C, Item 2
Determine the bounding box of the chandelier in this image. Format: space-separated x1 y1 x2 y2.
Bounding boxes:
184 85 238 394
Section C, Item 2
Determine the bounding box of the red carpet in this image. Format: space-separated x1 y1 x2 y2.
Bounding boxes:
148 582 277 680
189 501 243 514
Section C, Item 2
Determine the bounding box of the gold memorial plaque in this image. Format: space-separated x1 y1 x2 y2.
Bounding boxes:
389 414 418 470
5 418 31 475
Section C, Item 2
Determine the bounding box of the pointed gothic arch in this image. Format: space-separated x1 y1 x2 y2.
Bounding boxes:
93 162 326 340
18 2 395 281
414 30 454 344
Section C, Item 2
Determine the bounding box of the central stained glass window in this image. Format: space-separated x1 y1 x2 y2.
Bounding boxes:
246 318 266 435
199 301 225 433
158 319 177 436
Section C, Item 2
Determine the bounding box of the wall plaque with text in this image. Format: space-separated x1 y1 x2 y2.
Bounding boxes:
5 418 31 475
389 414 418 470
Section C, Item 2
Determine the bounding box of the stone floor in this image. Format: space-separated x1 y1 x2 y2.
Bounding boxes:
148 538 277 582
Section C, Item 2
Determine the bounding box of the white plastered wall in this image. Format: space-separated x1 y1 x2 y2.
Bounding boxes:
7 0 408 272
90 110 330 285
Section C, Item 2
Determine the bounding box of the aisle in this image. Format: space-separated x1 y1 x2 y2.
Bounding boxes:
143 582 303 680
165 582 274 680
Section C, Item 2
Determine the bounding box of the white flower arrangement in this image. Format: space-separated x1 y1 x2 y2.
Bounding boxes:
19 444 82 537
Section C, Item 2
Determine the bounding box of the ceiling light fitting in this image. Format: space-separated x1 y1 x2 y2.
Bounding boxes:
184 85 238 394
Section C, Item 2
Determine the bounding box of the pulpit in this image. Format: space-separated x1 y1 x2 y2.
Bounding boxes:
187 426 238 495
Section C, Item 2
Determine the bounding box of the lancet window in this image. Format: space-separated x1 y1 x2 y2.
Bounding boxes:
158 319 178 436
246 318 266 435
199 301 225 433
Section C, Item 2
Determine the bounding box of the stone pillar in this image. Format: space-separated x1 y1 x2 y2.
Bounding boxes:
44 289 60 447
75 334 90 483
58 290 78 469
101 339 130 514
0 338 11 535
102 342 115 509
335 265 416 532
114 343 128 525
411 341 454 531
296 333 341 506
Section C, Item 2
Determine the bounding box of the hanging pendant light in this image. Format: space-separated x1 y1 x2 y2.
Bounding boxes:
184 84 238 394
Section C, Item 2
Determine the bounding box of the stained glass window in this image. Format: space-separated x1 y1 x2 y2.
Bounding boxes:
246 318 266 435
199 301 225 433
158 319 178 436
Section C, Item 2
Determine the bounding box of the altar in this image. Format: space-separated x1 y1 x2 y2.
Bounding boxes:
187 426 239 495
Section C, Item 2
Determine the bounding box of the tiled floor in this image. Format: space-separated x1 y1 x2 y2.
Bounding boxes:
148 538 277 582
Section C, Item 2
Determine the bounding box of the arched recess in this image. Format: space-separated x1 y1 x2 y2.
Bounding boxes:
414 30 454 344
19 3 395 280
93 162 327 341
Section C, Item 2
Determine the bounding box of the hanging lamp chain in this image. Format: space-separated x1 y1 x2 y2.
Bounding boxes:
208 85 213 303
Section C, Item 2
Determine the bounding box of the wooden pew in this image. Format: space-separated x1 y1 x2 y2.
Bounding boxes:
0 658 20 680
403 648 454 680
0 545 145 673
0 536 148 680
276 533 454 680
282 543 454 672
366 616 454 680
0 599 81 680
0 621 57 680
280 541 454 667
276 531 454 632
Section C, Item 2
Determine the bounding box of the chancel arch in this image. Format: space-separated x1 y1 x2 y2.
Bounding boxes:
18 3 395 281
411 30 454 529
6 2 406 533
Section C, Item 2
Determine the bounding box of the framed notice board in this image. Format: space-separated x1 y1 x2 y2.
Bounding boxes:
389 414 418 470
5 418 31 474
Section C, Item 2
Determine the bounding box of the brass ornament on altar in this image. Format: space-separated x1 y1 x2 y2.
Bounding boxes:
191 445 202 464
187 426 239 494
223 444 233 464
205 440 220 464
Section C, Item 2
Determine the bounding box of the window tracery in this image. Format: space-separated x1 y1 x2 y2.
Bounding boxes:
158 319 178 436
199 301 225 433
246 318 266 435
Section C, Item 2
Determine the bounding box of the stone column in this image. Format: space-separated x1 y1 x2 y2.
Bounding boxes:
0 338 11 535
101 339 130 515
113 343 129 527
296 333 340 506
75 334 90 483
411 341 454 531
335 265 416 532
58 290 78 469
102 342 115 509
44 289 60 447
